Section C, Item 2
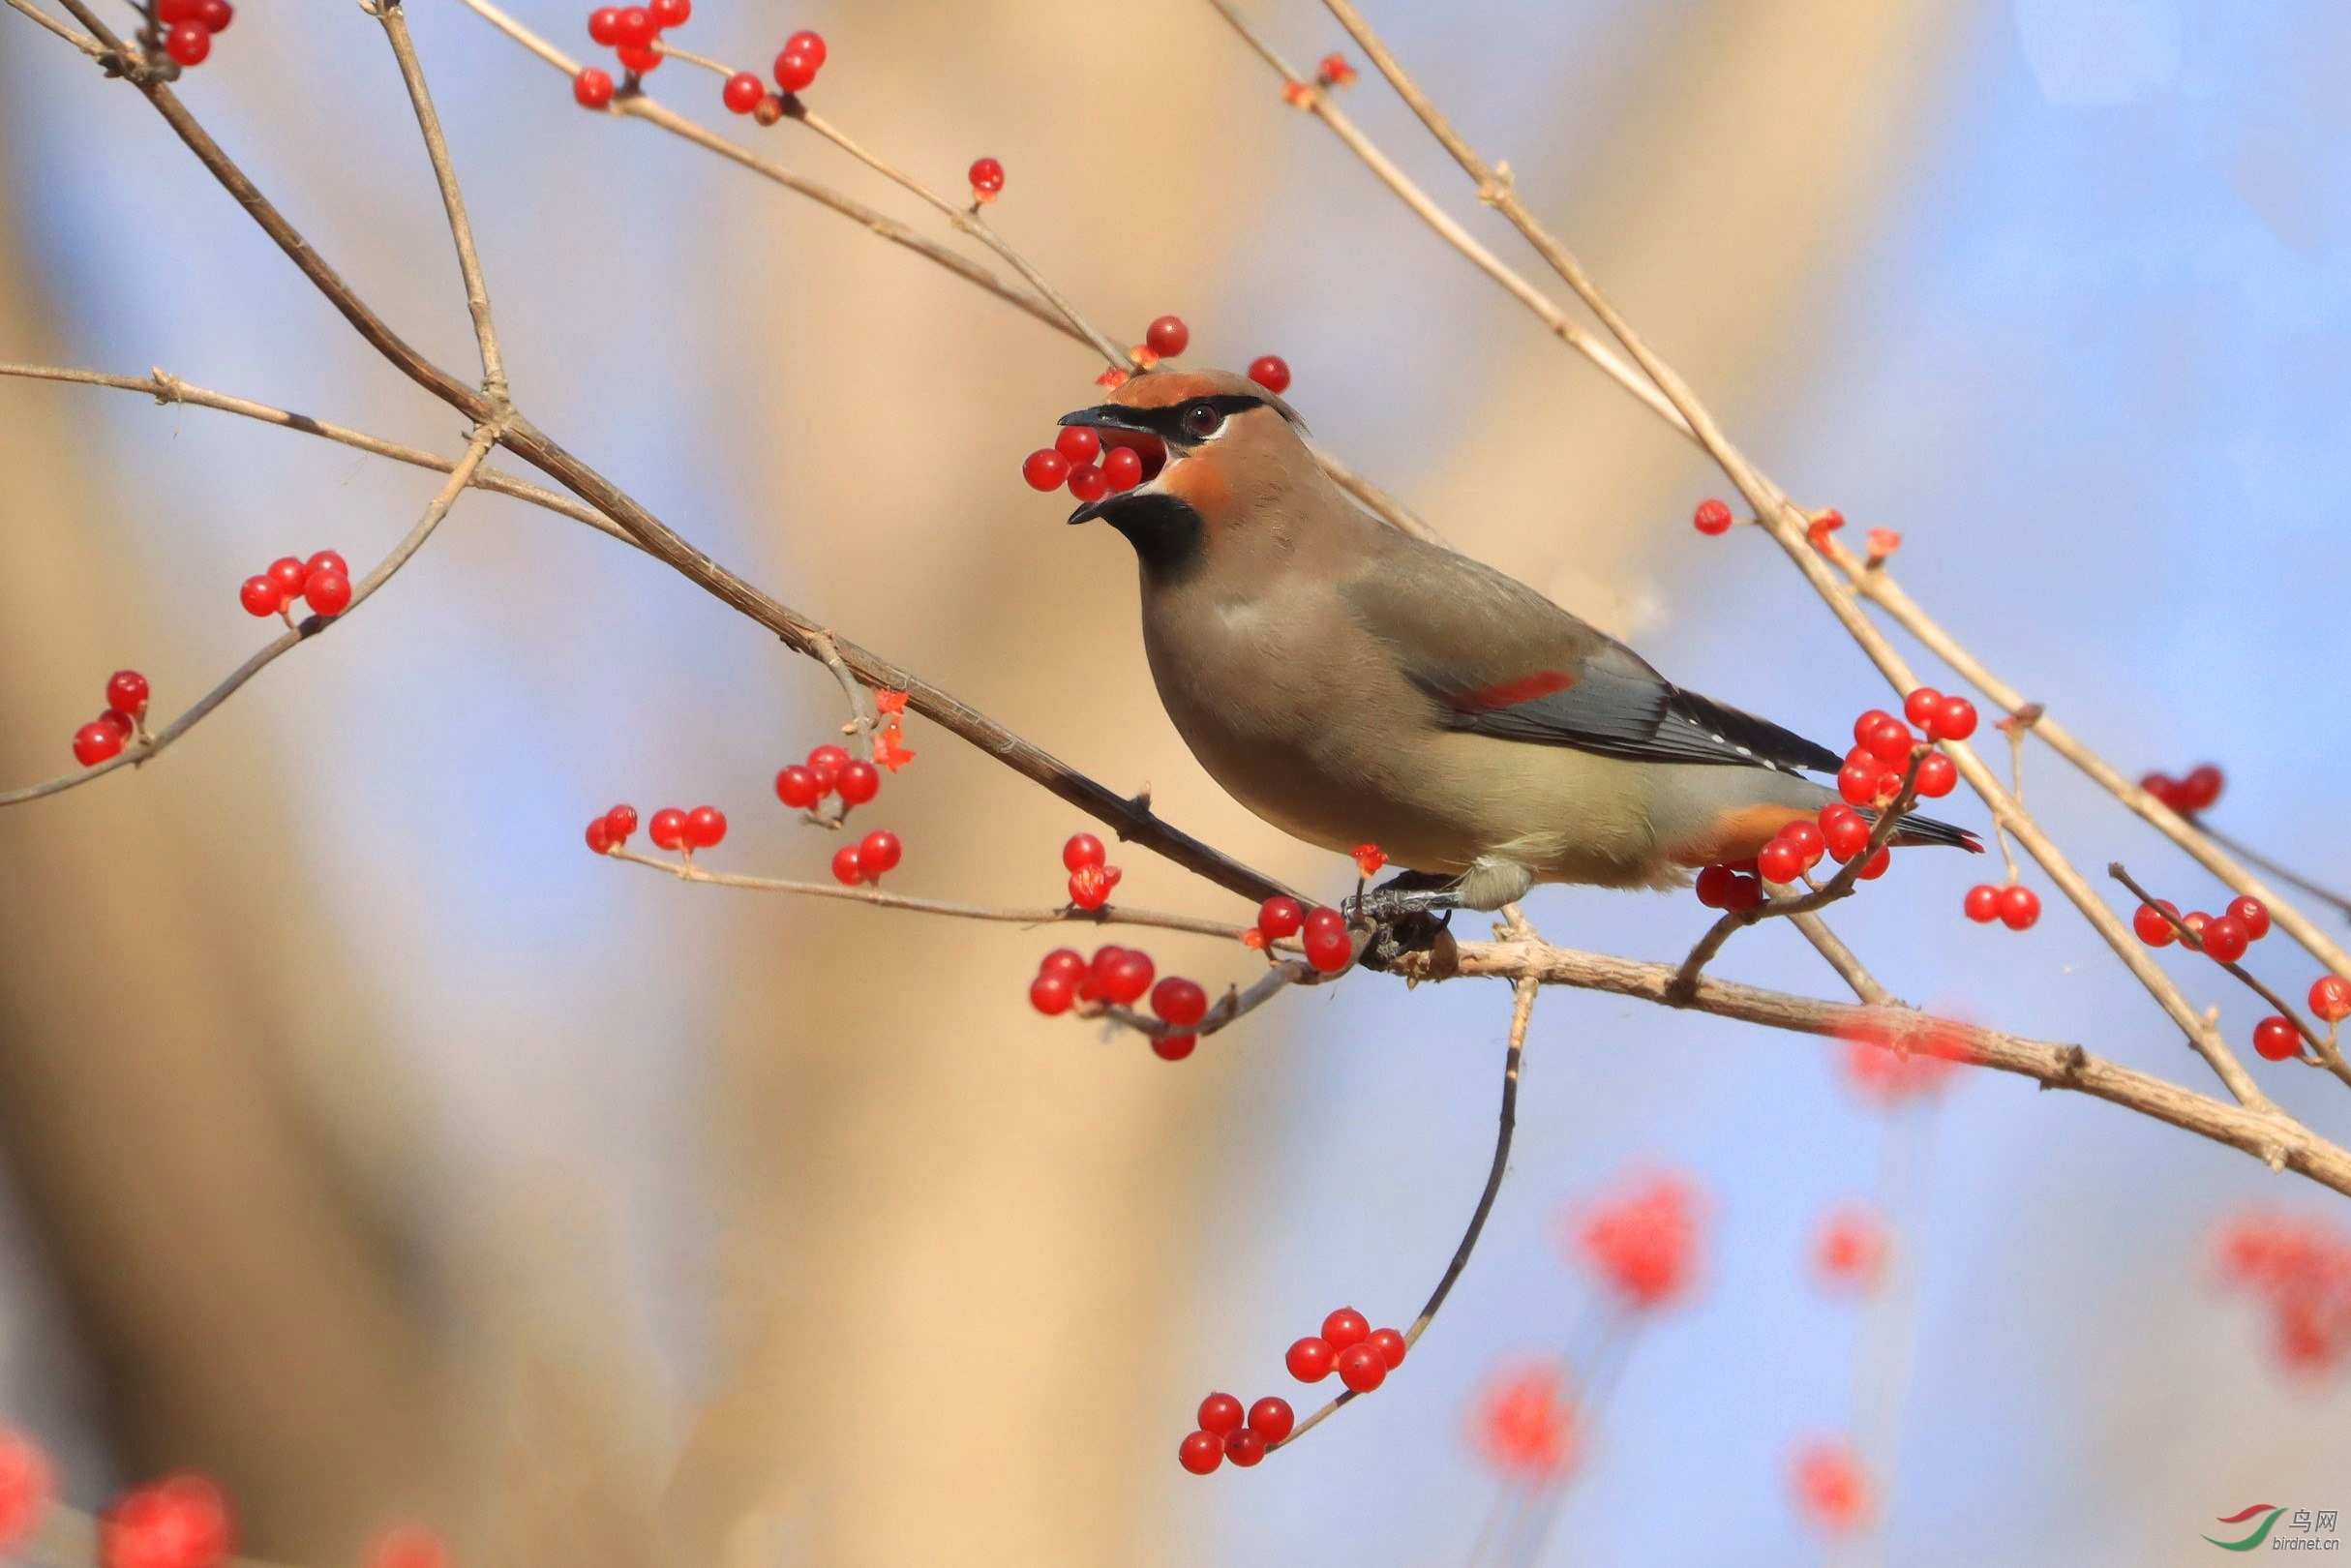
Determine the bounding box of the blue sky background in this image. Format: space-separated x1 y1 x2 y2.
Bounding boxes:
5 0 2350 1563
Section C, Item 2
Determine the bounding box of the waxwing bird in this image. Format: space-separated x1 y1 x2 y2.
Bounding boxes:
1056 369 1979 915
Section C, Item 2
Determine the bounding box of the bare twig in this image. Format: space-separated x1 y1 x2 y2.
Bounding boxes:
1098 958 1320 1041
4 0 105 57
1 428 495 806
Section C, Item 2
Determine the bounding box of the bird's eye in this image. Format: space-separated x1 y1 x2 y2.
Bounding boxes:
1182 401 1224 438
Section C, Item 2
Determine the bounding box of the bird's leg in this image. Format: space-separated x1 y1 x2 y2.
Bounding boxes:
1349 870 1463 972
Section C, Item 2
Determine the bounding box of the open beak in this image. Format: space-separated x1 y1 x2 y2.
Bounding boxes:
1055 406 1171 523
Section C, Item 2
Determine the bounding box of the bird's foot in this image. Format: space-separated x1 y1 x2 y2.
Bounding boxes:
1347 872 1462 973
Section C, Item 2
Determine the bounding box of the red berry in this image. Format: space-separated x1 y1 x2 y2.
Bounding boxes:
616 43 661 73
1692 498 1733 535
1197 1392 1244 1436
2134 901 2179 946
1101 446 1143 492
1854 848 1891 882
1103 950 1155 1006
1222 1428 1266 1466
1320 1307 1370 1350
1757 839 1804 886
96 708 134 739
159 0 196 18
1902 687 1942 728
1963 885 2000 923
1285 1337 1335 1382
1693 864 1732 909
1722 872 1765 911
1852 709 1895 744
1913 752 1956 798
1862 717 1915 769
306 550 348 579
1837 760 1880 807
606 804 638 840
835 759 880 805
105 1474 233 1568
830 845 864 886
648 807 687 851
2226 895 2270 942
773 48 817 93
2184 911 2210 939
588 7 621 43
2200 914 2248 963
1931 696 1978 741
1780 820 1825 868
1247 355 1290 394
1150 977 1208 1027
1054 426 1100 465
2181 764 2224 812
195 0 230 30
1178 1431 1222 1475
1336 1343 1387 1394
806 743 849 792
1247 1396 1295 1442
783 28 827 67
1821 811 1872 863
1030 972 1075 1015
1067 463 1108 503
775 766 821 809
105 670 150 715
574 68 615 107
1040 948 1087 980
0 1431 52 1554
1020 448 1070 491
1063 833 1105 872
1301 908 1352 973
648 0 688 26
304 571 352 617
266 557 308 598
722 71 765 112
165 20 210 65
73 722 124 768
683 805 726 849
967 157 1005 197
1068 865 1111 910
1146 316 1190 359
1366 1327 1406 1369
2253 1015 2301 1062
1998 885 2040 930
1256 895 1304 939
858 829 901 876
586 817 615 855
1151 1033 1197 1061
2309 975 2351 1023
612 6 652 45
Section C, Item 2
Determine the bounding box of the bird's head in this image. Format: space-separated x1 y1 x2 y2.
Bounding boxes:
1056 369 1312 574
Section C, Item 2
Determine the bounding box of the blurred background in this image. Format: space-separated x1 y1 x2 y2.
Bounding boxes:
3 0 2349 1562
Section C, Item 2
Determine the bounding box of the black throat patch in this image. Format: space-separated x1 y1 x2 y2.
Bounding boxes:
1097 491 1205 579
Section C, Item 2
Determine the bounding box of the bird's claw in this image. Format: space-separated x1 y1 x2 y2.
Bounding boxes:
1346 872 1462 971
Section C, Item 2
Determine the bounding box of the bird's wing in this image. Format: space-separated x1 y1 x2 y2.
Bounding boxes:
1339 539 1842 773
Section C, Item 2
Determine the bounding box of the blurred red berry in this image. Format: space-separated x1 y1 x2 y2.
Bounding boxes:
722 71 765 112
1068 864 1112 910
1177 1432 1221 1475
1367 1327 1406 1369
1197 1393 1243 1436
835 758 879 805
1320 1308 1369 1350
611 6 652 45
2133 900 2179 946
1851 709 1894 744
648 807 687 851
1855 847 1891 881
1469 1362 1575 1479
588 7 621 43
1836 760 1880 807
774 766 821 809
195 0 230 29
1721 871 1764 911
805 743 848 792
1102 950 1154 1006
1963 885 2000 923
1914 752 1956 798
773 48 817 92
2254 1016 2302 1062
304 549 347 579
1021 448 1070 491
1146 316 1189 358
0 1430 52 1555
1902 687 1942 728
2181 764 2225 812
1067 462 1108 503
304 571 352 617
1932 695 1977 740
103 1473 233 1568
1692 498 1733 535
366 1525 450 1568
1150 977 1208 1027
1256 895 1304 940
574 68 615 107
1040 948 1087 983
1151 1032 1197 1061
1102 446 1143 492
264 556 307 598
1285 1337 1334 1382
1862 717 1914 769
1301 908 1352 973
1998 884 2040 930
967 156 1005 199
1317 51 1358 84
586 817 615 855
2227 895 2271 942
73 722 125 768
1247 355 1290 394
165 20 210 65
2201 914 2249 963
107 670 151 715
783 28 826 67
857 829 901 877
606 804 637 840
830 845 864 886
1054 426 1100 465
1063 833 1105 872
1248 1396 1294 1442
1222 1428 1266 1466
1820 808 1871 863
1572 1169 1702 1311
1790 1441 1871 1535
1757 839 1803 886
681 806 725 849
2312 976 2351 1024
1351 842 1388 878
616 43 660 72
649 0 689 26
1811 1203 1887 1293
1030 972 1074 1014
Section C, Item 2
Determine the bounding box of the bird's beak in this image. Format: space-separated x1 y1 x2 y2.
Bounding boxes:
1057 404 1158 435
1057 405 1172 525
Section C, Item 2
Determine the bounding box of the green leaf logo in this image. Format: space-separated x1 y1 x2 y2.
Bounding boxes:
2205 1506 2285 1552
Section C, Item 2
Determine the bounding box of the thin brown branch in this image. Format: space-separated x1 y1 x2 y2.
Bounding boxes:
0 362 632 542
370 0 509 400
1788 911 1894 1008
1390 936 2351 1197
1 429 495 807
5 0 105 57
1098 957 1319 1041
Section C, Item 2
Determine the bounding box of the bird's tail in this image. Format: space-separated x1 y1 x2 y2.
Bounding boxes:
1877 808 1983 853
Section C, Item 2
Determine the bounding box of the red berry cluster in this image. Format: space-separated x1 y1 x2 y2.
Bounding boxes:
0 1429 52 1557
1842 693 1971 807
1962 880 2040 930
2134 893 2268 960
1028 943 1211 1060
1571 1171 1702 1310
155 0 233 70
70 669 151 768
1019 420 1160 502
1315 51 1360 87
776 742 881 814
2215 1209 2351 1374
624 804 726 856
1177 1392 1295 1475
1283 1307 1407 1398
1059 832 1124 910
1789 1440 1872 1535
239 551 351 622
1243 895 1353 974
1694 801 1896 914
583 802 640 855
829 829 902 887
103 1472 234 1568
2141 763 2224 817
578 0 692 98
1468 1362 1576 1480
